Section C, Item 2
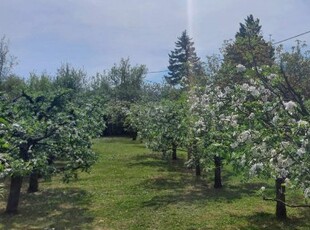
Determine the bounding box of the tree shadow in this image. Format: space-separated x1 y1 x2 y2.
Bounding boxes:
131 152 271 210
139 171 270 210
99 137 142 145
0 187 94 229
128 152 190 173
233 210 310 230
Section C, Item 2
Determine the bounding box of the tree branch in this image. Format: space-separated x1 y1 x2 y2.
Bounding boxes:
263 196 310 208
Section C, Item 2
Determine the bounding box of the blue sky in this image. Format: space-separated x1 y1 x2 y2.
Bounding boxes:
1 0 310 82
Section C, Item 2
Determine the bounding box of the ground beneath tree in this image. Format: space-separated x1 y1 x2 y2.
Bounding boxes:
0 137 309 229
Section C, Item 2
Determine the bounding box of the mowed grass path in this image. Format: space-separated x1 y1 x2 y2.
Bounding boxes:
0 137 309 229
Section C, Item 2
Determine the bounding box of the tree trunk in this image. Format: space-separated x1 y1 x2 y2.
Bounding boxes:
172 143 177 160
6 143 29 213
275 178 287 220
195 163 201 176
187 146 192 161
28 171 39 193
214 156 222 189
6 176 23 214
132 132 137 141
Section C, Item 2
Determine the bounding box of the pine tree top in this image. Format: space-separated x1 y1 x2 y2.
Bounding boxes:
236 14 262 38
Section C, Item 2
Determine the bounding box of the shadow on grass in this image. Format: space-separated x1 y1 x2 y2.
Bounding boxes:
128 152 190 173
131 152 271 209
0 187 94 229
140 174 269 209
98 137 142 145
234 211 310 230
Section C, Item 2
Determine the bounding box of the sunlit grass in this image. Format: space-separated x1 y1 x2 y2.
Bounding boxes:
0 137 309 229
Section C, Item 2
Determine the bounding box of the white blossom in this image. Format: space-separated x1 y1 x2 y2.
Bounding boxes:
284 178 291 187
12 123 21 129
297 120 309 128
301 139 309 148
237 154 246 166
280 141 290 149
267 73 277 80
237 130 251 143
277 168 289 178
241 83 249 91
250 162 264 176
296 147 306 157
248 86 260 97
271 114 279 125
224 86 232 94
236 64 246 73
283 101 297 114
248 113 255 120
230 142 238 149
304 188 310 198
229 115 238 127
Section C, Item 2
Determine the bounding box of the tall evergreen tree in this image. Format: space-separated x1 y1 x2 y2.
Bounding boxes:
236 14 262 38
165 30 204 87
214 15 275 87
223 15 274 68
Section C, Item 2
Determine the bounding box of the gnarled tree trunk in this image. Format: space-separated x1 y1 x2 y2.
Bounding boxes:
6 176 23 214
214 155 222 189
275 178 287 220
6 142 29 213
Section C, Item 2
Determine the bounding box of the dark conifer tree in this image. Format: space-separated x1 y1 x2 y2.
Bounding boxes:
165 30 204 87
223 14 274 69
214 15 275 87
236 14 262 38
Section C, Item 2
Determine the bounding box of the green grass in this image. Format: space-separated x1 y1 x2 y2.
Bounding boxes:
0 137 309 229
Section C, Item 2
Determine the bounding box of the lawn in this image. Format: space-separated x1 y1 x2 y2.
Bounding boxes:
0 137 309 229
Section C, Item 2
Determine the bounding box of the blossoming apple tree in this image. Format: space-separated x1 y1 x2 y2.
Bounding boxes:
186 84 236 185
223 64 310 219
0 89 104 213
180 61 309 219
129 100 187 160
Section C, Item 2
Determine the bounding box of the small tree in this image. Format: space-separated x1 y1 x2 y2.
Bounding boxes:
276 41 310 101
0 36 17 84
107 58 147 102
131 100 186 160
0 75 26 99
54 63 87 97
28 73 54 93
186 85 232 182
